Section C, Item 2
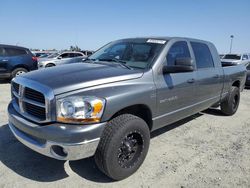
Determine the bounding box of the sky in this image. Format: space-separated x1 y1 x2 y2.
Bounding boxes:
0 0 249 54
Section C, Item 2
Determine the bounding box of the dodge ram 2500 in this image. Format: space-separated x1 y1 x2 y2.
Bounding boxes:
8 37 247 180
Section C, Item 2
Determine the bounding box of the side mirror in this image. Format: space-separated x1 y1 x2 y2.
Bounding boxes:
163 57 194 74
57 56 62 59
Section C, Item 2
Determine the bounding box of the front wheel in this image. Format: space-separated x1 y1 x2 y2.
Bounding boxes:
221 86 240 116
95 114 150 180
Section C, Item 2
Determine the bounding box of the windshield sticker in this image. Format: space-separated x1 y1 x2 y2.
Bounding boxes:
147 39 166 44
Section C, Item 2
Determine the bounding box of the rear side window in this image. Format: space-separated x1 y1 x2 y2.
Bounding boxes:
4 48 27 57
191 42 214 69
166 41 191 66
74 53 83 57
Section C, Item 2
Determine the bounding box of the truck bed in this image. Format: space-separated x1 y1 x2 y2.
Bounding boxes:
221 63 247 98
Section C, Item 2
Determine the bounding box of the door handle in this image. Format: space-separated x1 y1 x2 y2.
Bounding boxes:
213 74 220 78
187 78 195 83
2 59 8 62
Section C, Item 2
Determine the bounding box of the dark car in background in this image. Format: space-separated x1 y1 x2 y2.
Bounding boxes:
0 44 38 79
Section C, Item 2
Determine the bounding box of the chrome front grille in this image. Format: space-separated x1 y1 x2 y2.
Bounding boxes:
11 77 55 123
24 87 45 104
24 102 46 120
12 82 19 93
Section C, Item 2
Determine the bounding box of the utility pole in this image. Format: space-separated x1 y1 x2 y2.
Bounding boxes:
229 35 234 53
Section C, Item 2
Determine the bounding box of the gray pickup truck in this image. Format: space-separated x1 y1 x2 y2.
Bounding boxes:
8 37 247 180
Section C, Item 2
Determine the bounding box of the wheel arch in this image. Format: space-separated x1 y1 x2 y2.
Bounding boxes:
45 63 56 67
232 80 240 88
11 64 30 72
109 104 153 131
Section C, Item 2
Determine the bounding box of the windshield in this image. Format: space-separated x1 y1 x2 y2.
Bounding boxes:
88 40 166 69
47 52 59 58
223 54 241 60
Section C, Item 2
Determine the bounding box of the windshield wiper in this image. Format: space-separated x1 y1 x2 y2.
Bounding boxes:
98 58 132 70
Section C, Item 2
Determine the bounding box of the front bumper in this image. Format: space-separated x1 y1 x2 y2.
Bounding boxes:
8 103 106 160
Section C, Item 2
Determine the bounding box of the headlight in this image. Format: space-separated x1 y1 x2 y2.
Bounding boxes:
57 96 105 124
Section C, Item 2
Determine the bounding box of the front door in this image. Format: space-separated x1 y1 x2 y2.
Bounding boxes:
154 40 196 129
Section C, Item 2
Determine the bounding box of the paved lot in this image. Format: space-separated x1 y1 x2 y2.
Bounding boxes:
0 81 250 188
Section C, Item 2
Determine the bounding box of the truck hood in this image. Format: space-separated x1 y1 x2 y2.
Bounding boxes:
21 63 143 95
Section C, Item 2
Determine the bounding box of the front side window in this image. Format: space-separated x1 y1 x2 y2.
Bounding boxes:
191 42 214 69
166 41 191 66
89 40 165 69
60 53 71 58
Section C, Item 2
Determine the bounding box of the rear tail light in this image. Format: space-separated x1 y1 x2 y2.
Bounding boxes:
32 56 38 61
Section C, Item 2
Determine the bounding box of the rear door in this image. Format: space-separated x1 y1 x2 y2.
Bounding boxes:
0 47 9 72
190 41 223 108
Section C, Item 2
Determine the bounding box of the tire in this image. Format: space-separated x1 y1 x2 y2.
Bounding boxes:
11 68 28 78
95 114 150 180
45 63 55 68
221 86 240 116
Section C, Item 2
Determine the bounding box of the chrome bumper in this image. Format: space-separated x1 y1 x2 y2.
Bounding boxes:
9 122 100 160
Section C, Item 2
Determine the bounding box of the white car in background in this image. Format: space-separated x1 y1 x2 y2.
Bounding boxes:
38 51 87 68
221 53 250 67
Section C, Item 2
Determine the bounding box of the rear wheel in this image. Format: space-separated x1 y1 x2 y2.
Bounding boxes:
221 86 240 115
11 68 28 78
94 114 150 180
